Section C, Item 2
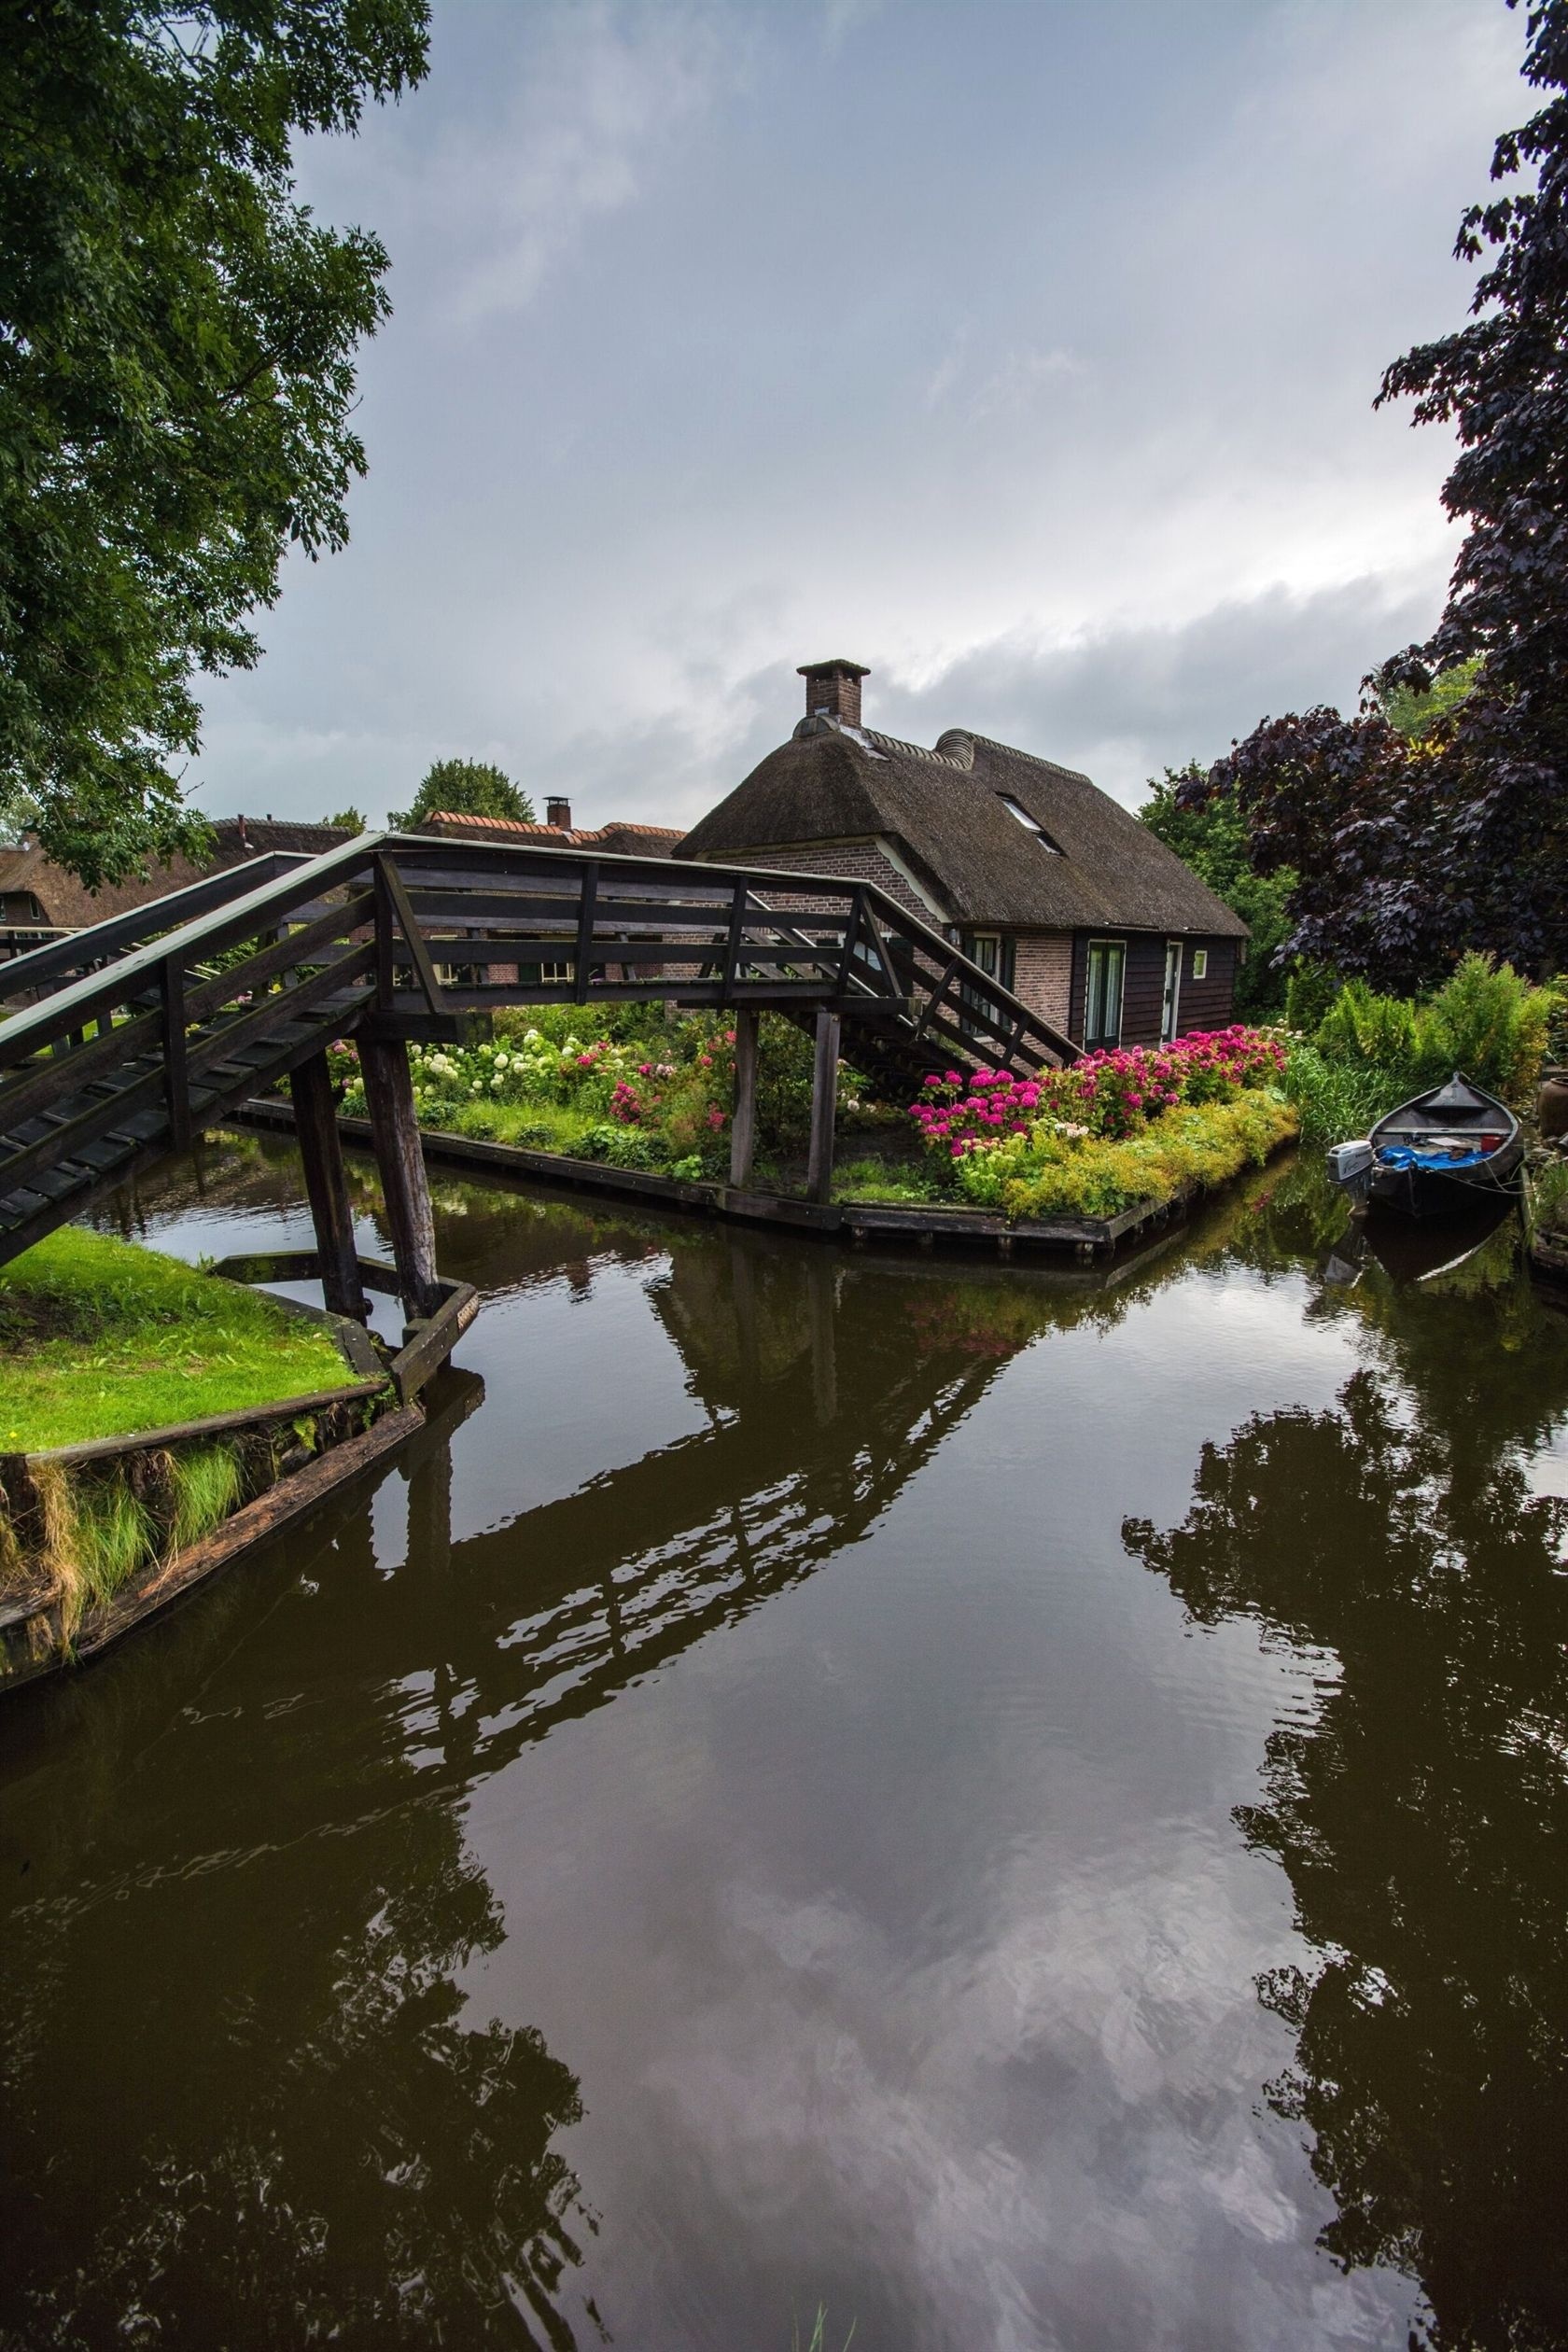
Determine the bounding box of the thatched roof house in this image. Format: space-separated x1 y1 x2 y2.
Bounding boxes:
679 659 1248 1050
0 818 354 950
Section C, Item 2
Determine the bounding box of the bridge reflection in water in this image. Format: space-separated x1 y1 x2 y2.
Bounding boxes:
0 1156 1163 2352
7 1148 1567 2349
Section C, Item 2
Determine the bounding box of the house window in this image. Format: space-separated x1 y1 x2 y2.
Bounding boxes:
964 932 1016 991
1191 947 1209 981
1084 939 1125 1050
998 795 1062 851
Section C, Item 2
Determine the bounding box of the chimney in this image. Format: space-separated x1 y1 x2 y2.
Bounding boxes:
546 795 572 831
798 657 870 730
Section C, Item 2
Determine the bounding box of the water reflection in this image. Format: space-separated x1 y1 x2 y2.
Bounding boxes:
3 1152 1182 2349
1126 1174 1568 2350
8 1141 1568 2345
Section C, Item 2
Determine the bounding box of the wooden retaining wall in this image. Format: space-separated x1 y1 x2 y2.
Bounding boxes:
236 1098 1286 1262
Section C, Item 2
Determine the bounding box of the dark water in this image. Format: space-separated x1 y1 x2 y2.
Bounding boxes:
3 1134 1568 2352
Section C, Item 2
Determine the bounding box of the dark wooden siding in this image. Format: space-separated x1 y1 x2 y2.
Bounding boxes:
1068 931 1239 1048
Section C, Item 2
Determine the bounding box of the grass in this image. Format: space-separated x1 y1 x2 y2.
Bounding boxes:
1284 1043 1417 1142
0 1226 354 1452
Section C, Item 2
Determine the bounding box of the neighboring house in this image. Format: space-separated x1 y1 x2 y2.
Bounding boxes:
0 818 355 961
677 659 1249 1051
418 801 686 860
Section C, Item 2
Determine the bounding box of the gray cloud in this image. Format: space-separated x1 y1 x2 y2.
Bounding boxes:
189 0 1521 833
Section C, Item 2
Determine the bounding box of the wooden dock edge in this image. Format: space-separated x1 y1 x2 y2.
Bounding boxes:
0 1399 425 1695
0 1253 481 1696
232 1097 1283 1262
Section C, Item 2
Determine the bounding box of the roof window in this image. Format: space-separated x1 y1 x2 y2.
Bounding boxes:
999 794 1062 851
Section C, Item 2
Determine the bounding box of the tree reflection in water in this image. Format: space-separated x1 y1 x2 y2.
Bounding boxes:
1125 1196 1568 2350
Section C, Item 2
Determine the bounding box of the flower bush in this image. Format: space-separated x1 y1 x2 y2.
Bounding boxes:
906 1026 1293 1219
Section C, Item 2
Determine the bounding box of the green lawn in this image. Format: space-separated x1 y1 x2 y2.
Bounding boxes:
0 1227 357 1451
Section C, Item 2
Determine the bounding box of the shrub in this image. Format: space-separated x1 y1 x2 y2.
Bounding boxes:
957 1094 1297 1221
1283 962 1344 1036
1303 952 1557 1113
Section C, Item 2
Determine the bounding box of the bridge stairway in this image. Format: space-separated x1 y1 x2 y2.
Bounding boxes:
0 833 1076 1275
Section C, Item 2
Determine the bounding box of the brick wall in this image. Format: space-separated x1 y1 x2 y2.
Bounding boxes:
1011 933 1072 1033
710 839 944 929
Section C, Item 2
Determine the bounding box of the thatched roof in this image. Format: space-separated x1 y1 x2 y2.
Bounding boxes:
679 720 1247 938
0 818 355 932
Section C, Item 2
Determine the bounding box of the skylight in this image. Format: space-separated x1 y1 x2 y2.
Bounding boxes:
999 795 1061 851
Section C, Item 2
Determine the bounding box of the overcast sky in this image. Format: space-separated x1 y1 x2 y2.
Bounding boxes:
192 0 1529 831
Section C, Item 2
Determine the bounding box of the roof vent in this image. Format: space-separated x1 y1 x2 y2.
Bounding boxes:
797 657 869 730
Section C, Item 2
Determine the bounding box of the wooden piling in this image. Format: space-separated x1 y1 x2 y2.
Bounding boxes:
730 1007 759 1190
806 1009 841 1207
359 1033 441 1321
291 1051 369 1323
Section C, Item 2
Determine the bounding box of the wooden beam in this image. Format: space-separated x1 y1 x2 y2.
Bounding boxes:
161 954 192 1152
358 1032 441 1322
730 1006 759 1189
290 1051 369 1322
806 1008 840 1206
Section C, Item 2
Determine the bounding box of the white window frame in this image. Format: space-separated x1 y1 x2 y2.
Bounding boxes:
1084 938 1126 1050
1191 946 1209 982
1161 939 1183 1044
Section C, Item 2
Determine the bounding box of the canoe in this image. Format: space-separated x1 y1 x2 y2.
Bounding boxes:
1364 1073 1524 1219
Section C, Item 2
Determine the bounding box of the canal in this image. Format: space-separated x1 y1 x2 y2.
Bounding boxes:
2 1133 1565 2350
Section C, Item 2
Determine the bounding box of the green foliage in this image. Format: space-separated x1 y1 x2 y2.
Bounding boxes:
72 1476 155 1612
1285 954 1558 1139
1378 657 1482 739
1282 1044 1408 1144
1137 763 1296 1016
1283 961 1343 1036
325 805 367 833
393 760 534 831
0 1227 352 1449
168 1443 244 1553
0 0 430 882
1315 977 1420 1071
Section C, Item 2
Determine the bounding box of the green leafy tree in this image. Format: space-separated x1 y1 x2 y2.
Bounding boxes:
0 1 430 886
392 760 536 831
325 805 367 833
1138 763 1295 1016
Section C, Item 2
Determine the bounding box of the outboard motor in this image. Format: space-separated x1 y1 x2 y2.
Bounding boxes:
1326 1138 1374 1208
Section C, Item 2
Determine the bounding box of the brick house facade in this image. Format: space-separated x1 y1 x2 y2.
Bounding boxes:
678 660 1248 1053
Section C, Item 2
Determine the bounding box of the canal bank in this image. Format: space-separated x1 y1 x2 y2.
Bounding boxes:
1 1134 1563 2350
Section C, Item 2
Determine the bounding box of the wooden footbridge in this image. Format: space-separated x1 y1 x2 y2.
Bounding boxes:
0 832 1074 1314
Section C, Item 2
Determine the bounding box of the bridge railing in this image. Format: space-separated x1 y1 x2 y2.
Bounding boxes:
0 831 1076 1232
380 835 1077 1071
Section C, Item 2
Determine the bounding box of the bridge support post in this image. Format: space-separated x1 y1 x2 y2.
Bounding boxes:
291 1051 368 1323
729 1008 759 1190
359 1034 441 1323
806 1009 840 1206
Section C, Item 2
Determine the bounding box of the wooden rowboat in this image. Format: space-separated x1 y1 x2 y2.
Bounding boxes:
1364 1074 1523 1219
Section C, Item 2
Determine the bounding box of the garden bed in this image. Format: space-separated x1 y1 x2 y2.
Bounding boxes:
237 1095 1298 1261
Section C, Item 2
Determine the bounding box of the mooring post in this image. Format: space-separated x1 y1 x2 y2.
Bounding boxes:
806 1008 841 1206
290 1050 369 1323
730 1007 759 1190
359 1033 441 1323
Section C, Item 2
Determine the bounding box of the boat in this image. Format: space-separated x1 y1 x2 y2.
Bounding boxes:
1326 1073 1524 1220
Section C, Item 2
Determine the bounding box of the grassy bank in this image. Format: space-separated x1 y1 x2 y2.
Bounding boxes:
0 1227 351 1451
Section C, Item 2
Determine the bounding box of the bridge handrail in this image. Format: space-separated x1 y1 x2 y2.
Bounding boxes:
0 849 321 1003
0 834 384 1063
0 827 1077 1074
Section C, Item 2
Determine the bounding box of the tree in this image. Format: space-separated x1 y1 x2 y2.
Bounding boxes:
325 805 367 833
1138 763 1296 1015
0 2 430 887
392 760 536 831
1198 0 1568 992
